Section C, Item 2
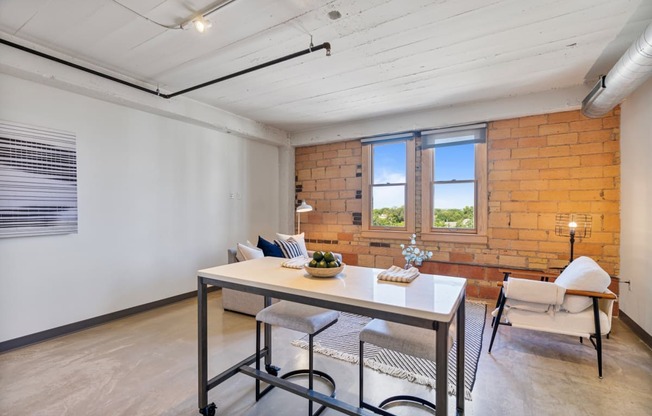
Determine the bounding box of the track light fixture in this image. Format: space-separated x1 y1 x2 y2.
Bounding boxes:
192 16 212 33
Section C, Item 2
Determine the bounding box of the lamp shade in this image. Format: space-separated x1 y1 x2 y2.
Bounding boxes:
554 213 592 238
296 200 313 213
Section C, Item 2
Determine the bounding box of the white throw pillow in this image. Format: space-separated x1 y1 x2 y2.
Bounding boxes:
555 256 611 313
276 232 308 257
236 243 264 262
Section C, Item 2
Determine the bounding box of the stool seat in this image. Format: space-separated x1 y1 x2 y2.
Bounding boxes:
256 301 339 416
256 301 339 334
360 319 455 361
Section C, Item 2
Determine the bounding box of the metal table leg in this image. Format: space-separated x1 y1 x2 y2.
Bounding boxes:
198 277 216 415
457 295 466 415
436 322 449 416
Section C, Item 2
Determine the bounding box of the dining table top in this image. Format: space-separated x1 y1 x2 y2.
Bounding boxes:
198 256 467 323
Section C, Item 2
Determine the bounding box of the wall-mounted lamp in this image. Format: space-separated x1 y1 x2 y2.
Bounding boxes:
555 213 592 263
296 200 313 234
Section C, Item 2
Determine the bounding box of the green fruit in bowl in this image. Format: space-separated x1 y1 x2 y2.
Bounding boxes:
309 259 318 268
313 251 324 261
317 259 327 268
327 261 338 268
323 252 335 263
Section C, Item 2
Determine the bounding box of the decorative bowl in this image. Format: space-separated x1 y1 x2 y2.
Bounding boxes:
304 263 345 278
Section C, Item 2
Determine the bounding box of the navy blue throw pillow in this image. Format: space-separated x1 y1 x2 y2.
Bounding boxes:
257 236 284 258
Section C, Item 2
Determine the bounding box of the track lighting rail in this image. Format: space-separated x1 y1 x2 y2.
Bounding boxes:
0 38 331 99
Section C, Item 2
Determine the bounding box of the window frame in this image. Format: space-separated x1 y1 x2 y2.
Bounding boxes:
361 137 416 239
420 129 488 244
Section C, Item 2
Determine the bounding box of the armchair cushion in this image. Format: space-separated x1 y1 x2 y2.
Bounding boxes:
505 278 566 306
555 256 611 313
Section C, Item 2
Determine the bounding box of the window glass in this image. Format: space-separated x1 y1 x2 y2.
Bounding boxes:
432 182 475 229
433 142 474 181
431 140 477 231
372 185 405 227
373 141 406 184
371 140 407 228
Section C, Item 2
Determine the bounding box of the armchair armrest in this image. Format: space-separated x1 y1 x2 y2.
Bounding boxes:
498 282 617 300
564 288 617 299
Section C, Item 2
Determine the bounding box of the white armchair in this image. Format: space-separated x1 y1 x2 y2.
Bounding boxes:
488 257 617 378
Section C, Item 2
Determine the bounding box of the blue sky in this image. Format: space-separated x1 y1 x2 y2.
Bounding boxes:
372 141 474 209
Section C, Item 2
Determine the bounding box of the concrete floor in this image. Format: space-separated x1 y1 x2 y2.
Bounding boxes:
0 291 650 416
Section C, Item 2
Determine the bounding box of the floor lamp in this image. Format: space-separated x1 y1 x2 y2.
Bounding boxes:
296 200 313 234
554 213 592 263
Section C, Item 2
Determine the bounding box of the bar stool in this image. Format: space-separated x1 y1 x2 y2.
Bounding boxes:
359 319 455 414
256 301 339 416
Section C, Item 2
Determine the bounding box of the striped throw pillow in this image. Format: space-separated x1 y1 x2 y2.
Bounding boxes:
274 237 304 259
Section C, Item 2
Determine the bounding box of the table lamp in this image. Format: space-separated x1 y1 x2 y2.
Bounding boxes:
296 200 313 233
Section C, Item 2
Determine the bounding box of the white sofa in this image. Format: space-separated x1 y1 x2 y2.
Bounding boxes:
221 248 342 316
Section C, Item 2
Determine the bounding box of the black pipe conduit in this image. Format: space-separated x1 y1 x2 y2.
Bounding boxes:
0 38 331 99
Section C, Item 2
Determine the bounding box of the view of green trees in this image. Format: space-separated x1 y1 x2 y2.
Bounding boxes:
372 206 474 228
433 206 474 228
372 206 405 226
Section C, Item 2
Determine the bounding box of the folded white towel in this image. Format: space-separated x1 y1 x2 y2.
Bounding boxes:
377 265 420 283
281 256 310 269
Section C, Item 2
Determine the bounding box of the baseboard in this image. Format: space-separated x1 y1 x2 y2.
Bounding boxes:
619 310 652 349
0 287 219 353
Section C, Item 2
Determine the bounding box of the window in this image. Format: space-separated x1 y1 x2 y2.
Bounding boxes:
361 135 415 238
421 124 487 243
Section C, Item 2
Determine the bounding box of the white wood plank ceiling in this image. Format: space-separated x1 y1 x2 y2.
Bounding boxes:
1 0 651 132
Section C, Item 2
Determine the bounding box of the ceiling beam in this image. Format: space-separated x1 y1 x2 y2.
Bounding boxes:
289 85 592 146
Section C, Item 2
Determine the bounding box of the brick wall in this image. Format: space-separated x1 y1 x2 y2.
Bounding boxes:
295 109 620 300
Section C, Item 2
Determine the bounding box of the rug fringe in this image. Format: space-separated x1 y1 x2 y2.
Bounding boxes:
290 340 360 363
363 358 471 400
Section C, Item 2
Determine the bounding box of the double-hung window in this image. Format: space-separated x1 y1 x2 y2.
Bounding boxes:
421 124 487 243
361 134 415 238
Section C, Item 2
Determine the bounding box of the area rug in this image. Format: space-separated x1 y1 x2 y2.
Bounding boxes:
291 301 486 400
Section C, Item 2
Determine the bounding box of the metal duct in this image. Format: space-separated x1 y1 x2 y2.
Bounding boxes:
582 22 652 118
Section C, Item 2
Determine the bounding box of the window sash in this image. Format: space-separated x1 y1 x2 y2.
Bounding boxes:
420 140 487 242
361 138 416 236
369 139 407 230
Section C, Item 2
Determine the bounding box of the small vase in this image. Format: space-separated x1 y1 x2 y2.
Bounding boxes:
404 262 412 270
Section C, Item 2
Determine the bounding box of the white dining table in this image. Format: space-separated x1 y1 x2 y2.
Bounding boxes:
197 257 467 416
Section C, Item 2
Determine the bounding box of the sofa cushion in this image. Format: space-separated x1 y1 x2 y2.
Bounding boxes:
555 256 611 313
274 238 304 259
236 242 264 262
276 232 308 257
257 236 284 258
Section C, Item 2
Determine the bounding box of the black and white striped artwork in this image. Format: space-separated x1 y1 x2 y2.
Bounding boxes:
0 120 77 238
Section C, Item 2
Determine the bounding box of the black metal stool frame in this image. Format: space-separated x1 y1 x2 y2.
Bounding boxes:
359 340 437 416
255 315 338 416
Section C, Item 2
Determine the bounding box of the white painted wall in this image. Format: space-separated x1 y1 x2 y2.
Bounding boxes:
620 77 652 335
0 74 281 343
